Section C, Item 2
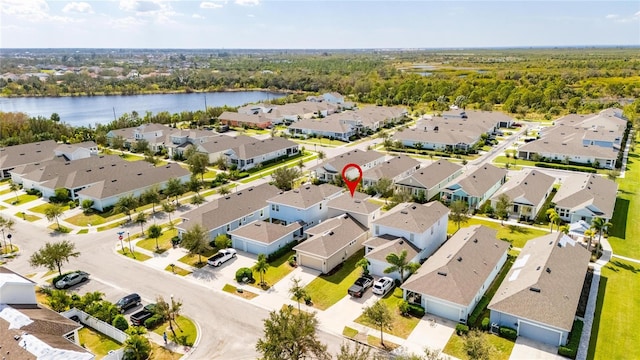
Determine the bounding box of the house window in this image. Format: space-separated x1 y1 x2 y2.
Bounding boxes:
271 204 275 211
375 226 379 235
226 224 230 231
260 210 264 217
319 202 323 210
410 234 414 242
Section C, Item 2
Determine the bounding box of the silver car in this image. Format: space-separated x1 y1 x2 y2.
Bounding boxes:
372 277 394 296
55 271 89 289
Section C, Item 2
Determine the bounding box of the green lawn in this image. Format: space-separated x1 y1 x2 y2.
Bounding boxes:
222 283 259 299
28 203 71 214
65 211 125 227
97 220 128 232
0 188 12 196
292 137 346 147
149 343 182 360
343 326 359 338
587 259 640 360
137 228 178 252
165 264 192 276
448 218 548 248
3 193 39 205
14 211 40 221
240 153 318 184
304 249 364 310
152 315 197 347
355 287 420 339
78 327 122 357
249 250 296 289
607 148 640 258
178 248 217 268
443 332 515 360
117 249 152 261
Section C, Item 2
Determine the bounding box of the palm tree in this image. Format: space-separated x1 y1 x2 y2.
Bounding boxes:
0 216 15 250
123 335 151 360
162 202 176 226
591 217 612 251
9 181 20 204
218 185 231 196
114 194 137 222
147 224 162 251
546 209 560 233
356 258 370 276
559 225 570 235
134 212 147 236
584 229 596 252
44 203 64 231
384 250 420 283
253 254 270 287
289 277 308 312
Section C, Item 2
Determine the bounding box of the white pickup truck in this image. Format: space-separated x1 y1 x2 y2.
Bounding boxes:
207 249 237 267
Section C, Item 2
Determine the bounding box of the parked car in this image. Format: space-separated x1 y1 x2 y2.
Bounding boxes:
130 303 157 326
207 248 237 267
116 293 141 312
55 271 89 289
347 274 374 298
372 277 394 296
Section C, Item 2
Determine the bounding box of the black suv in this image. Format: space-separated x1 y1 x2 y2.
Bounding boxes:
116 293 141 312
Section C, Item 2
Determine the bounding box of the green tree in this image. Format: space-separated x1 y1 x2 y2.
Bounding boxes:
161 201 176 225
253 253 270 287
463 330 496 360
449 200 470 231
289 277 309 312
134 212 147 236
356 258 370 276
147 224 163 251
0 215 15 250
584 228 596 252
591 217 612 252
165 178 185 205
495 194 512 225
187 150 209 183
44 203 65 230
123 334 151 360
373 177 394 197
256 306 329 360
606 169 621 181
54 188 70 203
336 342 386 360
214 234 231 249
112 314 129 331
218 185 231 196
362 301 393 347
81 199 94 214
142 185 161 215
187 175 203 195
546 208 561 232
384 250 420 283
29 240 80 276
271 167 301 191
133 139 150 153
181 223 211 264
9 180 19 204
155 295 183 342
190 193 205 207
114 194 138 222
48 289 72 312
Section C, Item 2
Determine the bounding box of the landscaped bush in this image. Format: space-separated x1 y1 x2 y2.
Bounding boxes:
468 296 491 327
558 319 583 359
235 267 254 283
26 188 42 197
112 314 129 331
266 241 297 262
144 314 164 329
398 300 410 316
499 326 518 340
535 162 597 173
481 317 490 331
407 304 425 318
456 324 469 335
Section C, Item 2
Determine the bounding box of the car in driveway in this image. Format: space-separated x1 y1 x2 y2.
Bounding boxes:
347 274 374 298
207 248 237 267
372 277 394 296
116 293 141 313
55 271 89 289
130 303 157 326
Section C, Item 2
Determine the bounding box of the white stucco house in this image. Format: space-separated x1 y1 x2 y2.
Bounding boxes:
267 184 344 232
229 220 301 256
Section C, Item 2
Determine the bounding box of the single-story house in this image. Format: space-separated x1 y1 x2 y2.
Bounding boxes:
489 232 590 346
311 150 386 183
268 184 343 231
218 111 273 129
363 235 421 281
288 117 357 141
553 173 617 224
490 169 555 221
106 123 168 151
326 191 382 228
402 225 509 323
395 160 463 201
0 140 57 179
361 155 421 188
441 164 507 210
293 214 369 274
229 220 301 256
54 141 98 160
225 137 300 171
195 134 256 163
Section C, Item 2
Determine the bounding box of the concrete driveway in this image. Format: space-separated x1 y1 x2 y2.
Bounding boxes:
510 337 565 360
404 315 456 355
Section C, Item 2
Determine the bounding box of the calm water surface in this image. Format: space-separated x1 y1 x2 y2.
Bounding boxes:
0 91 284 127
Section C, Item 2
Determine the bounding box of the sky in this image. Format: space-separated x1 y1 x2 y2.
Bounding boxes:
0 0 639 49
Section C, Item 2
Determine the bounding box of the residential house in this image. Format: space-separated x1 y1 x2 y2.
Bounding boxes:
218 111 273 129
327 191 382 228
54 141 98 160
225 137 300 171
553 173 617 224
402 225 509 323
0 140 58 179
518 109 627 169
489 232 590 346
237 103 278 115
441 164 507 210
268 184 344 231
490 169 556 221
311 150 386 183
442 109 513 128
106 123 168 152
363 235 421 281
195 134 256 163
229 220 301 255
288 117 357 141
277 101 339 121
356 105 408 131
395 160 463 201
367 201 450 280
0 267 94 359
178 183 281 240
361 155 420 188
163 129 219 158
293 214 369 274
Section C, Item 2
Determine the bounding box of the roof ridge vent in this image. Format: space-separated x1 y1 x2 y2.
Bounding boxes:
437 271 447 276
529 287 541 293
400 210 408 214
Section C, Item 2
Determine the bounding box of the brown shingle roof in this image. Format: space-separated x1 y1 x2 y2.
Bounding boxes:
372 202 450 234
447 164 506 197
327 191 381 215
402 225 509 306
198 134 256 154
229 220 300 245
294 214 368 258
396 160 462 189
362 155 420 181
0 140 57 170
231 137 299 159
490 169 555 206
365 235 420 263
553 173 617 219
489 232 590 331
268 184 343 209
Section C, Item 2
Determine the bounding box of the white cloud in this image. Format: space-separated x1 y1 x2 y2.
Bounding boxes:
62 2 94 14
605 11 640 23
109 16 145 29
192 13 205 19
118 0 179 24
235 0 260 6
200 1 225 9
605 14 618 19
247 14 255 17
0 0 76 23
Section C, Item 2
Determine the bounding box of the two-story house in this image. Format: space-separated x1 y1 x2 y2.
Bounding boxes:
225 137 300 171
361 155 421 188
490 169 556 221
311 150 386 183
441 164 507 210
395 160 463 201
267 184 344 232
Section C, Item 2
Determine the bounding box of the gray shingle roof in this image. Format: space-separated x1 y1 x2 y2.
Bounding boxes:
396 160 463 189
327 191 381 215
230 136 299 159
364 235 420 263
372 201 450 234
268 184 343 209
362 155 420 181
219 111 274 124
293 214 368 258
553 173 617 219
489 232 590 331
402 225 509 306
0 140 58 170
447 164 506 197
229 220 300 245
197 134 256 154
311 150 385 174
490 169 555 206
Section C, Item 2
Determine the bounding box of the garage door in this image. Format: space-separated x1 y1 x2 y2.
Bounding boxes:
519 321 561 346
426 300 461 322
246 242 265 255
298 253 324 272
232 238 245 252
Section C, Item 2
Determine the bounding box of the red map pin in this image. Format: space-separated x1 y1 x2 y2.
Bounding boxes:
342 163 363 197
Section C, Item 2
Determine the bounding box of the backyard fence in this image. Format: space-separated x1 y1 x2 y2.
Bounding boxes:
62 308 129 344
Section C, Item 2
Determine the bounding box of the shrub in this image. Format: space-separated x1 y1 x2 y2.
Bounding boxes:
26 188 42 197
558 319 583 359
481 317 490 331
266 241 297 262
112 314 129 331
68 200 77 209
499 326 518 340
535 162 597 173
144 314 164 329
407 304 425 318
235 267 253 283
398 300 410 316
558 346 577 359
214 234 231 249
288 254 296 267
456 324 469 336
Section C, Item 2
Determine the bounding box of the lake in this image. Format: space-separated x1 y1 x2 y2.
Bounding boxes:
0 91 285 127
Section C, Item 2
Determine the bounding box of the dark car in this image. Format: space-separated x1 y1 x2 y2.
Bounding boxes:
130 304 156 326
347 274 374 298
116 293 141 312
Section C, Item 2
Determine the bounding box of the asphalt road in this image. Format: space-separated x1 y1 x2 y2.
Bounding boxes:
3 217 345 359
